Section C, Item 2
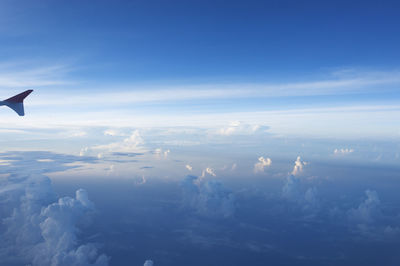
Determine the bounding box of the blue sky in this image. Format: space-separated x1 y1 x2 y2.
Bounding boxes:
1 0 400 79
0 0 400 141
1 1 400 266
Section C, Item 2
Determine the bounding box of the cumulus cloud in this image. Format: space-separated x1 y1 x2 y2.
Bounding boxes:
345 190 400 240
92 130 144 153
334 148 354 155
281 157 319 211
0 174 108 266
201 167 216 178
185 164 193 171
348 190 381 224
80 130 146 158
0 151 108 266
253 156 272 173
282 175 320 212
143 260 154 266
33 189 108 266
291 156 307 176
283 157 308 199
181 175 235 218
217 121 269 136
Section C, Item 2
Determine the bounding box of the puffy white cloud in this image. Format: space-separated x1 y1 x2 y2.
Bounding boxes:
81 130 145 157
291 156 307 176
185 164 193 171
144 260 154 266
32 189 108 266
334 148 354 155
348 190 381 224
217 121 269 136
345 190 400 240
93 130 144 153
281 157 319 211
0 152 108 266
201 167 216 178
181 175 235 218
253 156 272 173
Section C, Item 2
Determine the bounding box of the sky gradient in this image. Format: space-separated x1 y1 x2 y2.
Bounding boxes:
0 1 400 266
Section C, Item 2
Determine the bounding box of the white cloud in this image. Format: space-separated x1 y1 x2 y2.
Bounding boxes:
143 260 154 266
291 156 307 176
36 159 55 163
22 68 400 108
281 157 319 211
185 164 193 171
334 148 354 155
217 121 269 136
253 156 272 173
201 167 216 178
87 130 145 154
181 175 235 218
0 173 108 266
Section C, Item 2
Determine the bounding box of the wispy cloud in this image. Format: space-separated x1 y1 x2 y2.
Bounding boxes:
24 69 400 107
0 61 73 90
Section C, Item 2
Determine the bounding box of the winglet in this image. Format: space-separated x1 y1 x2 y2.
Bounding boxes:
5 90 33 103
3 90 33 116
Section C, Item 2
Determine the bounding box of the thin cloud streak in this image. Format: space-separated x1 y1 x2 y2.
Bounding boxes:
27 72 400 107
0 62 74 89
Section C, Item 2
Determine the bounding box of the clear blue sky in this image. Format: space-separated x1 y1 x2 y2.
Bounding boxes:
1 0 400 81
